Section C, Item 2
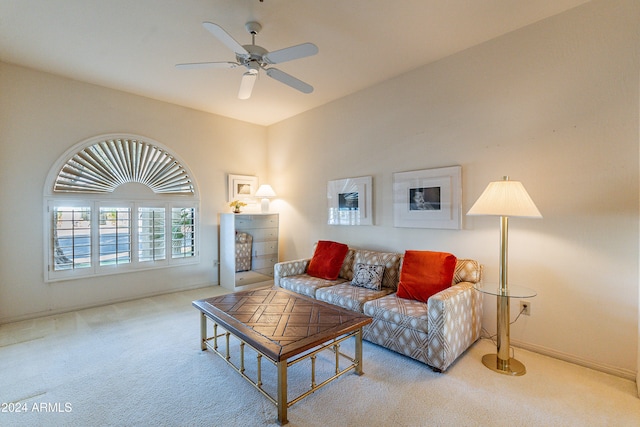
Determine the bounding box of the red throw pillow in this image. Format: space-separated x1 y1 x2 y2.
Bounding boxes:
306 241 349 280
396 250 457 303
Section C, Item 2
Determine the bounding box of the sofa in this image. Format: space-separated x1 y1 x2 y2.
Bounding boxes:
274 245 483 372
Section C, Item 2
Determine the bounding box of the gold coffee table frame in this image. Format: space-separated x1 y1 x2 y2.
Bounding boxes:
193 288 372 425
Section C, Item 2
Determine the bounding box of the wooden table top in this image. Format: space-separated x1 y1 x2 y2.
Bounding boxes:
193 287 372 361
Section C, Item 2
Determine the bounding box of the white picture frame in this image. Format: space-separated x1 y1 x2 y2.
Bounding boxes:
327 176 373 226
228 174 258 201
393 166 462 229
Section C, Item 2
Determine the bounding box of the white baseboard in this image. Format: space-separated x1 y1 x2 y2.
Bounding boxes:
510 338 636 381
0 282 219 325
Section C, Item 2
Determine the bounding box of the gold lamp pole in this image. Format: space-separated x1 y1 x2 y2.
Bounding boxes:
467 176 541 375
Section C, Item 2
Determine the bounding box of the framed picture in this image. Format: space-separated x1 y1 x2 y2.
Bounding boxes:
228 174 258 201
393 166 461 229
327 176 373 225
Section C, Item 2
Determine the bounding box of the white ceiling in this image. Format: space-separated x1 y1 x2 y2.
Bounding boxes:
0 0 590 126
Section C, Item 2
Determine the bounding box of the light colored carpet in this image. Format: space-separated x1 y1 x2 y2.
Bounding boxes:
1 286 639 427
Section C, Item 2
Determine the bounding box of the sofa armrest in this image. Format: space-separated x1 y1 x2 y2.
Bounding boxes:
426 281 483 371
273 258 311 287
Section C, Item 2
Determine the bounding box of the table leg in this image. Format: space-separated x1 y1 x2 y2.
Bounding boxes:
355 327 364 375
276 360 288 425
200 312 207 351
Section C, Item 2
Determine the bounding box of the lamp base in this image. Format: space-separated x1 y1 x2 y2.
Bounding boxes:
260 198 270 213
482 354 526 376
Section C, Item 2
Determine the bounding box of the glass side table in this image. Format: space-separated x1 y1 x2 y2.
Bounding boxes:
474 283 537 376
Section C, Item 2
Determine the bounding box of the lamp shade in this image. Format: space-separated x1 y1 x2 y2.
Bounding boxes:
255 184 276 198
467 176 542 218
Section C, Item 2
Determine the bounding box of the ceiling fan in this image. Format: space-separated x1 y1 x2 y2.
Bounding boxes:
176 21 318 100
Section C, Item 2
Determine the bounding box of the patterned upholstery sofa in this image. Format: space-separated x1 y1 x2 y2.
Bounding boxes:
274 247 483 372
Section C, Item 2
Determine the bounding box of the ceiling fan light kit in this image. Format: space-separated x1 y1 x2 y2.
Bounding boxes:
238 70 257 100
176 21 318 100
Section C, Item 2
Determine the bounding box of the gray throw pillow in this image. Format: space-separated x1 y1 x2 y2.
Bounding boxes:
351 263 385 290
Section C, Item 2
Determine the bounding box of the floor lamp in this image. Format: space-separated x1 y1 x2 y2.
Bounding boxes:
467 176 542 375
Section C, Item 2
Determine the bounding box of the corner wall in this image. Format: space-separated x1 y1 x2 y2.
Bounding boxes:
0 62 267 322
267 0 640 376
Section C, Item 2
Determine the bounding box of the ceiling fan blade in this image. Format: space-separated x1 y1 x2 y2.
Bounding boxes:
264 43 318 64
175 61 239 70
202 22 249 56
266 68 313 94
238 71 257 100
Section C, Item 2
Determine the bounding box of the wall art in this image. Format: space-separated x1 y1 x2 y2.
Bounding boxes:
327 176 373 226
393 166 461 229
228 174 258 202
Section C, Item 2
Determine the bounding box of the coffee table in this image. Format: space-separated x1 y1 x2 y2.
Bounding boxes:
192 287 372 425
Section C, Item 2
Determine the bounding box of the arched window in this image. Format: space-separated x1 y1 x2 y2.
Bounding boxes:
44 134 199 282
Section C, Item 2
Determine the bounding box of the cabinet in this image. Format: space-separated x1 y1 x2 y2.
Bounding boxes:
219 213 279 290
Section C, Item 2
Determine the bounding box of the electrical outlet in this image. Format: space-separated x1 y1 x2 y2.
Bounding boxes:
520 301 531 316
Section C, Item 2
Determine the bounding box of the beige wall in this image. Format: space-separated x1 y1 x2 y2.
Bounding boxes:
268 0 639 377
0 62 267 321
0 0 638 378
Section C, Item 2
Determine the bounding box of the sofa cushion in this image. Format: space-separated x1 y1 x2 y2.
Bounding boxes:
363 294 430 332
354 250 402 290
338 248 356 281
279 274 348 298
453 259 482 284
396 250 457 303
351 263 385 290
316 283 394 313
307 240 349 280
